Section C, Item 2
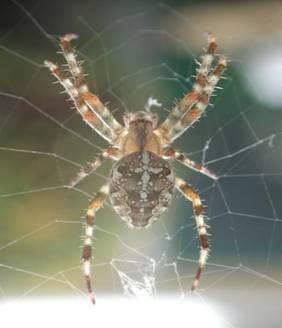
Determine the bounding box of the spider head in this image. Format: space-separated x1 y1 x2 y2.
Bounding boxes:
123 111 158 129
123 111 159 149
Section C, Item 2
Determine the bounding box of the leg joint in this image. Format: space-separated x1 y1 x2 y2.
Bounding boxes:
200 234 209 249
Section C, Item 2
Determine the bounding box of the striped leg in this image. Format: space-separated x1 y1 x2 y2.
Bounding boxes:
82 184 110 304
163 148 218 180
168 56 227 141
156 33 218 142
44 60 114 142
175 177 210 291
68 146 120 188
59 34 122 132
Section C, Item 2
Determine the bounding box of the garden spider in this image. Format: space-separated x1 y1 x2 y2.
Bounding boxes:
44 33 226 304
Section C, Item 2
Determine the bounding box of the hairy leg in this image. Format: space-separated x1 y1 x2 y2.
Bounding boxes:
44 60 114 142
169 56 227 141
59 34 122 133
68 146 120 188
156 33 218 143
82 184 110 304
175 177 210 290
163 147 218 180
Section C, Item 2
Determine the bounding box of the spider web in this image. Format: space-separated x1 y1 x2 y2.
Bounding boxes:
0 1 282 327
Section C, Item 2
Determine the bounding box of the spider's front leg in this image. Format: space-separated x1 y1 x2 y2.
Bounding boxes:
82 183 110 304
59 34 122 132
170 56 226 141
44 60 113 142
44 34 124 143
175 177 210 291
156 33 218 142
156 34 227 144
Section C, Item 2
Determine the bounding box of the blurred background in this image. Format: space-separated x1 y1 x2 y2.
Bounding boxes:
0 0 282 326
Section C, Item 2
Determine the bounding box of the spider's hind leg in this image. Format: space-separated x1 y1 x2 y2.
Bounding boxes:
175 177 210 290
82 183 110 304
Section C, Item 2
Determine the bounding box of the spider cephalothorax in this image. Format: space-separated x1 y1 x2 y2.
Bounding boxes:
45 33 226 303
122 111 161 153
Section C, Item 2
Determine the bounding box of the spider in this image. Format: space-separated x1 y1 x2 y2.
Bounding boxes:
44 33 226 304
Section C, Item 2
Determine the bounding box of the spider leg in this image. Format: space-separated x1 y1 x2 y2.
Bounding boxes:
59 34 122 133
82 183 110 304
163 148 218 180
68 146 120 188
44 60 114 142
156 33 218 143
175 177 210 291
168 56 227 141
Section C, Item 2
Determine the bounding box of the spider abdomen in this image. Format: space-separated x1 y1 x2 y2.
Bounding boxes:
109 151 175 228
